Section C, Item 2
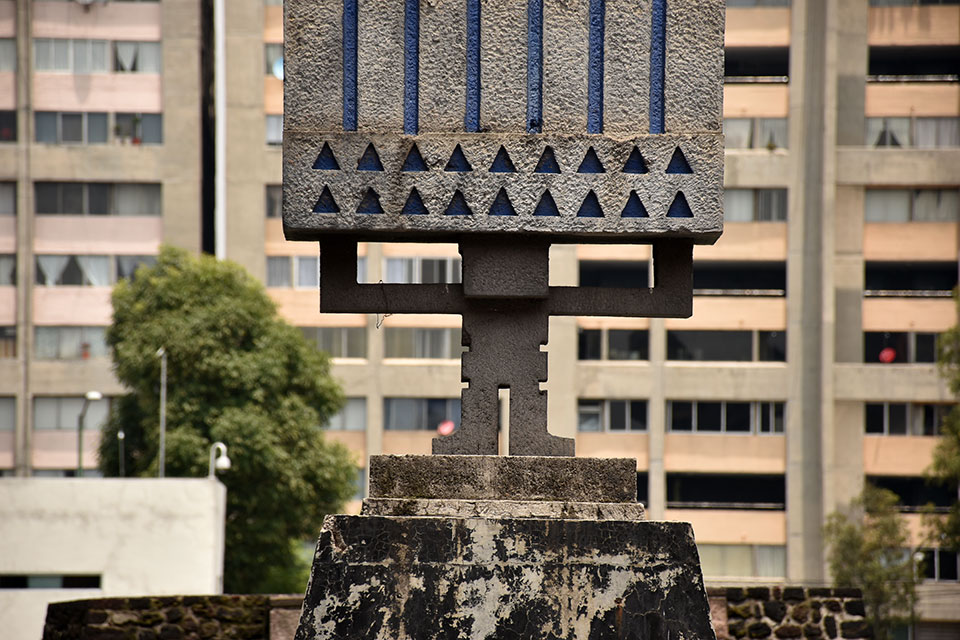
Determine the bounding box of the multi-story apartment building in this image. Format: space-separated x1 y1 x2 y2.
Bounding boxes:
2 0 959 635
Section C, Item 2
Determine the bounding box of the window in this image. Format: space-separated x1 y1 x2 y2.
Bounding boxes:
35 327 108 360
265 255 318 288
668 400 784 434
0 183 15 214
33 396 110 430
864 262 957 297
264 43 283 76
918 548 959 582
35 255 111 286
869 45 960 78
724 47 789 81
0 397 14 430
579 260 648 288
698 544 786 578
865 189 959 222
266 185 282 218
384 257 462 284
384 328 463 359
384 397 461 431
726 0 790 7
0 254 15 285
266 256 291 287
115 113 163 144
113 41 161 73
864 331 938 364
577 400 647 432
865 403 951 436
0 38 16 72
266 115 283 145
667 473 786 509
35 112 108 144
724 189 788 222
0 111 15 142
353 467 366 500
116 255 156 281
34 39 109 73
693 261 787 296
0 575 102 590
296 256 318 288
325 398 367 431
667 330 786 361
35 183 161 216
868 476 957 512
0 327 15 358
723 118 789 150
866 117 960 148
579 328 649 360
300 327 367 358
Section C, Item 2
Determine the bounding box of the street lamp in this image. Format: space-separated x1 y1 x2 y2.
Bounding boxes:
77 390 103 477
157 347 167 478
208 442 231 479
117 429 125 477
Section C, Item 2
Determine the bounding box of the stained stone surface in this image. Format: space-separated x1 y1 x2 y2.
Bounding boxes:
361 498 647 520
295 516 715 640
369 455 637 502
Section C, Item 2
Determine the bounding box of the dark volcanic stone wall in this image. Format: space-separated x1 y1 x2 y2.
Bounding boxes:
707 587 870 640
43 595 270 640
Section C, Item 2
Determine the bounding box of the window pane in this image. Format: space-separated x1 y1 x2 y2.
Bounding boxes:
758 331 786 361
577 400 602 432
724 189 754 222
865 190 910 223
888 404 907 435
266 256 291 287
755 118 788 149
87 113 108 143
141 114 163 143
296 256 319 288
73 40 90 73
115 113 135 139
670 402 693 431
938 550 958 581
756 189 787 222
266 185 282 218
33 398 60 429
344 327 366 358
865 404 885 434
609 401 627 431
53 39 70 71
578 329 601 360
608 329 648 360
913 190 959 223
35 327 59 359
35 112 58 143
697 402 722 431
266 115 283 145
138 42 161 73
755 546 786 577
629 401 647 431
725 403 751 432
0 397 14 430
87 183 109 215
35 183 60 214
83 327 108 358
723 119 752 149
61 183 84 213
384 398 421 430
866 117 910 148
0 183 13 214
773 403 784 433
667 330 752 361
915 333 936 363
426 399 450 430
90 40 109 72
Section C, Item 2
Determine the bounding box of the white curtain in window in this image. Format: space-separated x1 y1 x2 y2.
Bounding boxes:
0 39 16 73
756 118 788 150
53 39 70 71
265 115 283 144
296 256 319 288
114 184 158 216
723 119 752 149
723 189 754 222
77 256 110 286
0 254 14 285
0 183 14 214
90 40 109 72
384 258 412 284
342 398 367 431
138 42 161 73
84 327 108 358
937 119 960 148
73 40 90 73
34 327 60 359
37 255 69 286
266 256 291 287
115 42 137 71
33 398 60 430
866 117 910 147
0 397 14 430
59 327 82 358
755 545 786 578
864 190 910 223
914 190 959 223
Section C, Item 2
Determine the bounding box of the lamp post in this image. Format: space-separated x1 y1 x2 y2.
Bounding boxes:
157 347 167 478
117 429 125 477
77 390 103 477
208 442 231 479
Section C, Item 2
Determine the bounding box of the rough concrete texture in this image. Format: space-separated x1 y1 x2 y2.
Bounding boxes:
296 516 715 640
369 455 637 502
283 132 723 242
665 0 725 133
283 0 342 131
604 0 653 134
362 498 647 520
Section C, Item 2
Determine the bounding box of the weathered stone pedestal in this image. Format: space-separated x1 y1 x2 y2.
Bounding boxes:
295 456 716 640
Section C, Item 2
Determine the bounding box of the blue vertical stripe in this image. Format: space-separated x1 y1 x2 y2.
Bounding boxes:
587 0 604 134
404 0 420 135
342 0 358 131
465 0 481 132
649 0 666 134
526 0 543 133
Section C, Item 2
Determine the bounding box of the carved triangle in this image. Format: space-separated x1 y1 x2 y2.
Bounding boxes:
534 146 561 174
444 144 472 172
667 191 694 218
357 143 384 171
312 143 340 170
488 188 517 216
444 190 473 215
622 147 648 174
621 191 648 218
401 188 429 215
666 147 693 174
356 188 383 214
533 190 560 217
576 190 604 217
313 186 340 213
489 146 517 173
402 144 429 171
577 147 605 173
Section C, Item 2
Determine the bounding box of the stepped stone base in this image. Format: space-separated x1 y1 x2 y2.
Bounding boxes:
295 515 715 640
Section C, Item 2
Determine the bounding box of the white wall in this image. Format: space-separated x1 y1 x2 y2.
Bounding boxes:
0 478 226 640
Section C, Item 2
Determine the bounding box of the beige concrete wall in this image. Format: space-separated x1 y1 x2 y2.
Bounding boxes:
33 74 163 113
664 435 785 474
0 478 226 640
724 85 789 118
33 288 112 325
864 435 940 477
868 5 960 47
865 84 960 118
31 1 161 40
666 509 787 545
34 217 162 255
725 8 790 47
864 223 958 262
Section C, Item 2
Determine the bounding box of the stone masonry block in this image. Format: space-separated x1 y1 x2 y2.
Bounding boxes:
361 498 646 520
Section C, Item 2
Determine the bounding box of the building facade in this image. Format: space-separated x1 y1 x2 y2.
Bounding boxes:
1 0 959 634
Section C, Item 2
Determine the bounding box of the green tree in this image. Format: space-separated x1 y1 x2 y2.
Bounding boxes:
930 310 960 551
823 484 919 640
98 246 356 593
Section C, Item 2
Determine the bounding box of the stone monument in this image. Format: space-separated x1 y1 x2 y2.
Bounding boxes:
284 0 724 637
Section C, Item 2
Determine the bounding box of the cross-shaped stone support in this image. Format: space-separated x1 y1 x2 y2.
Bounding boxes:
317 237 692 456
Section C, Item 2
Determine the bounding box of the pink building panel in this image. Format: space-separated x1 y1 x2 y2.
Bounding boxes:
31 430 100 470
0 72 14 110
0 432 13 468
0 1 14 38
34 288 112 326
0 215 15 252
33 74 162 113
32 1 161 41
34 217 161 255
0 287 14 325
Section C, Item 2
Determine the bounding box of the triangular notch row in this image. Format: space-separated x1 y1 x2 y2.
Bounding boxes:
313 143 340 170
357 143 384 171
666 147 693 174
488 188 517 216
577 147 605 174
621 191 648 218
667 191 694 218
533 190 560 217
445 144 473 172
401 188 429 215
489 146 517 173
356 188 384 214
534 146 561 173
622 147 648 174
313 186 340 214
576 190 604 217
444 190 473 216
402 144 429 172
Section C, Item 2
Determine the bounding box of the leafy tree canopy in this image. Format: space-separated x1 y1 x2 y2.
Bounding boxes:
98 246 356 593
931 305 960 551
824 484 918 640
